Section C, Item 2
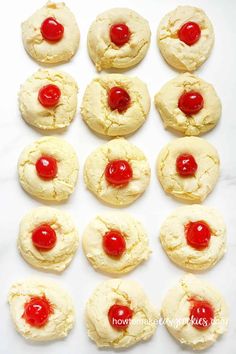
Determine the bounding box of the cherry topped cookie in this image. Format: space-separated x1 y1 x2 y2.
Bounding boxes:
18 137 79 201
158 6 214 71
81 74 150 137
157 137 220 202
22 2 80 64
83 138 150 206
87 8 151 71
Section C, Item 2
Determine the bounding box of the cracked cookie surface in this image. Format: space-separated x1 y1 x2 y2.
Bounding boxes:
158 6 214 71
18 207 79 272
22 2 80 64
162 274 228 350
87 8 151 71
86 278 159 348
81 74 150 137
18 136 79 201
155 73 221 136
157 137 220 202
19 69 78 130
8 278 75 341
160 205 226 271
83 138 150 206
83 211 150 274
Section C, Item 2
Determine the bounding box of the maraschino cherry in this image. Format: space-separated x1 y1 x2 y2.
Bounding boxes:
41 17 64 42
108 304 133 330
38 84 61 108
103 230 126 257
185 221 211 250
110 23 131 46
32 224 57 251
178 21 201 46
105 160 133 185
108 87 131 113
36 156 58 180
176 154 198 177
178 91 204 115
22 295 53 327
189 299 214 330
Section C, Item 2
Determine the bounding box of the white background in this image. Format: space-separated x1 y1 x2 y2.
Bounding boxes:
0 0 236 353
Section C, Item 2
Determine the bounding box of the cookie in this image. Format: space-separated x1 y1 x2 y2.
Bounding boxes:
86 278 158 348
81 74 150 137
83 212 150 274
158 6 214 71
155 73 221 136
22 2 80 64
18 207 79 272
18 136 79 201
87 8 151 71
157 137 220 202
19 69 78 130
84 138 150 206
160 205 226 271
162 274 228 350
8 278 75 341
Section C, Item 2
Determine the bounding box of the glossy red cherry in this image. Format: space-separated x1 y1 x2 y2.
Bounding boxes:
108 304 133 330
178 21 201 46
176 154 198 177
178 91 204 115
38 84 61 108
36 156 58 180
108 87 131 113
110 23 131 46
185 221 211 250
32 224 57 251
189 299 214 330
22 296 53 327
103 230 126 257
105 160 133 185
41 17 64 42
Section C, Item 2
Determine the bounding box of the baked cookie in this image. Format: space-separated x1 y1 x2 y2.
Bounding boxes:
19 69 78 130
18 207 79 272
86 278 158 348
160 205 226 271
22 2 80 64
158 6 214 71
81 74 150 137
8 278 75 341
162 274 228 350
84 138 150 206
18 136 79 201
157 137 220 202
83 212 150 274
155 73 221 136
87 8 151 71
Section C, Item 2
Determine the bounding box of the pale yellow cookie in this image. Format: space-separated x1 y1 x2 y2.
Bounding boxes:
160 205 226 271
18 207 79 272
8 278 75 341
18 136 79 201
87 8 151 71
19 69 78 130
86 278 159 348
22 2 80 64
155 73 221 135
157 137 220 202
162 274 228 350
84 138 150 206
81 74 150 137
83 212 150 274
158 6 214 71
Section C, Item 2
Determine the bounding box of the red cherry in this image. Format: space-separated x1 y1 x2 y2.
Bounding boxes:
108 87 131 113
189 299 214 330
36 156 58 180
105 160 133 186
110 23 131 46
178 91 204 116
108 304 133 330
176 154 198 177
178 21 201 46
38 84 61 108
32 224 57 251
22 296 53 327
41 17 64 42
103 230 126 257
185 221 211 250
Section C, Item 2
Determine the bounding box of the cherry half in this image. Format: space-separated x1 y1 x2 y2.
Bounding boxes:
178 21 201 46
189 299 214 330
36 156 58 180
41 17 64 42
185 221 211 250
105 160 133 186
176 154 198 177
178 91 204 115
110 23 131 46
38 84 61 108
103 230 126 257
22 295 53 327
32 224 57 251
108 87 131 113
108 304 133 330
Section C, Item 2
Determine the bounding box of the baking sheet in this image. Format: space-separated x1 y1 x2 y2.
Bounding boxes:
0 0 236 353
